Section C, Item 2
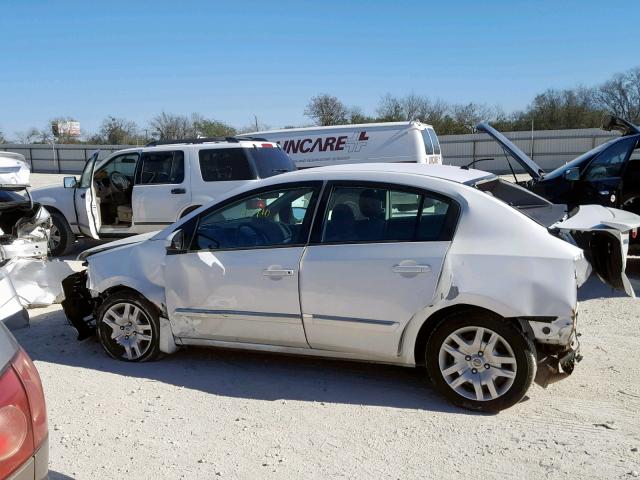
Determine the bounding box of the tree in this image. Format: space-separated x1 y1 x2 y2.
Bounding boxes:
376 94 405 121
191 114 237 137
304 94 348 126
595 67 640 123
0 129 5 144
149 112 193 140
14 127 47 144
92 116 139 144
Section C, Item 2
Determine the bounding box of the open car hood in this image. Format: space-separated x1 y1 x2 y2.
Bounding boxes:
551 205 640 297
476 123 545 181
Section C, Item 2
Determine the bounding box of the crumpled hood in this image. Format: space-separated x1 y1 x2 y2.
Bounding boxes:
78 231 160 261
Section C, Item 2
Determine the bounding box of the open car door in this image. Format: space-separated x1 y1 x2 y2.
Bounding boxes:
551 205 640 296
74 152 101 239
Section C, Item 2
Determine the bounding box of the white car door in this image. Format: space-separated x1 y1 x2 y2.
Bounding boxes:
300 183 457 359
131 149 192 231
163 182 322 347
74 152 101 239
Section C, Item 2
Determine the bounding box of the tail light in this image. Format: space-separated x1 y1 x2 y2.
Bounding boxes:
0 349 47 479
632 228 637 240
11 350 48 449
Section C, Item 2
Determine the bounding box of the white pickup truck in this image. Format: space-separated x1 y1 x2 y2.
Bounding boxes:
31 137 294 255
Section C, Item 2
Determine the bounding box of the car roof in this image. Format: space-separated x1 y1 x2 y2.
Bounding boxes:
275 163 495 185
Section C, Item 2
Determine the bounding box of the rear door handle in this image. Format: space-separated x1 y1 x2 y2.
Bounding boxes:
392 264 431 274
263 268 295 277
171 188 186 194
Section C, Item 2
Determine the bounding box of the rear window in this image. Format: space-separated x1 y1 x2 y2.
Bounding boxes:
475 178 550 207
199 148 254 182
247 147 295 178
138 151 184 184
421 130 434 155
428 128 441 155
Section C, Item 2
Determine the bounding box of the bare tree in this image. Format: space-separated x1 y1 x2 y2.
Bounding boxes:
14 128 42 144
149 112 194 140
376 94 405 121
191 114 237 137
595 67 640 123
304 94 348 126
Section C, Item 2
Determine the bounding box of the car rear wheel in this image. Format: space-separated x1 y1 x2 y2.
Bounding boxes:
48 212 74 257
96 292 161 362
426 311 536 412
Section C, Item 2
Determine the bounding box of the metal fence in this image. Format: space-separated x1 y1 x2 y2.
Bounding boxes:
0 143 137 174
0 127 628 175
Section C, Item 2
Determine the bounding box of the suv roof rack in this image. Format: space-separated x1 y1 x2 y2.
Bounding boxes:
145 136 269 147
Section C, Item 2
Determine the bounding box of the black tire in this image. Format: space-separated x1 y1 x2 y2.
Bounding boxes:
425 310 536 412
96 291 161 362
48 211 74 257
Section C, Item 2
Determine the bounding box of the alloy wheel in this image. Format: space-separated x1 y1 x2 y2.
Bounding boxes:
438 326 517 401
102 302 154 360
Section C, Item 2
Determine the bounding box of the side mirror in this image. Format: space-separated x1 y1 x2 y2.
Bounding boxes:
564 167 580 182
165 229 185 253
63 176 77 188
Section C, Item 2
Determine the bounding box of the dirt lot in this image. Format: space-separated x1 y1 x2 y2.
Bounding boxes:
18 173 640 479
10 255 640 480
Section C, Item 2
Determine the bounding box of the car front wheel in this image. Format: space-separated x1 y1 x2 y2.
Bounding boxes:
96 292 161 362
48 212 74 257
426 311 536 412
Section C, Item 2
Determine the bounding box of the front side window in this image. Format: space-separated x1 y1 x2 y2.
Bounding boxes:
96 153 139 178
191 186 318 251
198 148 254 182
584 137 634 181
321 185 452 243
138 151 184 185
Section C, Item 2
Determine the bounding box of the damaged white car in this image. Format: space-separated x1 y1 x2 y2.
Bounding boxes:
0 153 73 311
61 164 640 412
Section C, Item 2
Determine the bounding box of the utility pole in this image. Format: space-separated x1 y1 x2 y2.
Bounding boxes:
254 115 259 132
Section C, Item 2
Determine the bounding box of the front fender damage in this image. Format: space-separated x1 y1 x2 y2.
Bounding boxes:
61 269 178 354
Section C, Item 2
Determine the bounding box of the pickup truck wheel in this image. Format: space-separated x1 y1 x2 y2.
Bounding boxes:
426 311 536 412
48 212 74 257
96 292 161 362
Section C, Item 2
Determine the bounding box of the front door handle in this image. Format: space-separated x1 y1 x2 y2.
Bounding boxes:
263 268 295 277
392 264 431 274
171 188 186 194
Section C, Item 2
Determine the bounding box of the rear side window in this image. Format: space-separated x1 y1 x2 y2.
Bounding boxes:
199 148 254 182
320 185 455 243
138 151 184 185
421 130 434 155
428 128 441 155
247 146 296 178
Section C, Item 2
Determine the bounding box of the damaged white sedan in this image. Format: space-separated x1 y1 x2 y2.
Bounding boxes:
62 164 640 412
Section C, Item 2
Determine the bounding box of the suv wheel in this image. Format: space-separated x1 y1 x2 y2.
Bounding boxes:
96 292 161 362
48 212 74 257
426 311 536 412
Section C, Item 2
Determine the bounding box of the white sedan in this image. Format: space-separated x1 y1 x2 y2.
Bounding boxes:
61 164 640 412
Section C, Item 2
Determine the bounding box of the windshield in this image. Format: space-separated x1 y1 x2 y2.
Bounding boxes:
427 128 441 155
421 130 434 155
247 147 295 178
542 138 619 180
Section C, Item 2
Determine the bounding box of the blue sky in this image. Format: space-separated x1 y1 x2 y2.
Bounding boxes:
1 0 638 137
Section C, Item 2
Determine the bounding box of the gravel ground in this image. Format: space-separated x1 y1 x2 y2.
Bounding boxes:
17 173 640 479
11 261 640 480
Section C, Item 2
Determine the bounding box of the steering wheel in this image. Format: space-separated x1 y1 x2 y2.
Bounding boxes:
238 223 269 246
110 171 131 192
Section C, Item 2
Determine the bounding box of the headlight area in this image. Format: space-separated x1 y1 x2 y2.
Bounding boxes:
61 270 96 340
519 314 583 388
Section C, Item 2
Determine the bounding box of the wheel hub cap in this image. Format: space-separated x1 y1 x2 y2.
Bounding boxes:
438 326 517 402
102 302 153 360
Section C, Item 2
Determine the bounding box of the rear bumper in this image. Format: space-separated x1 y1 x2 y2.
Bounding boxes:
7 435 49 480
534 335 582 388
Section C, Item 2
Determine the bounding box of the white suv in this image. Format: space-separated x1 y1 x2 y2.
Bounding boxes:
31 137 294 255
